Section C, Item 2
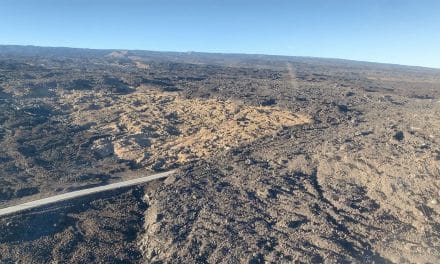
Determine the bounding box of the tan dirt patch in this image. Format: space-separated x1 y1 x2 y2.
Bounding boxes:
59 86 310 170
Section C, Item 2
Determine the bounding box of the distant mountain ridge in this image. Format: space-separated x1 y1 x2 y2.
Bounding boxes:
1 44 440 74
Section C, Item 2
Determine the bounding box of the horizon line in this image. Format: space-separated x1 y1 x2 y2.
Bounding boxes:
1 43 439 70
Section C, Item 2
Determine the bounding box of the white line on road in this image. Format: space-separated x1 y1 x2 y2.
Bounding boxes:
0 170 176 217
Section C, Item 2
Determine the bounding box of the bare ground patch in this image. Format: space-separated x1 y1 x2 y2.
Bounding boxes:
59 86 310 170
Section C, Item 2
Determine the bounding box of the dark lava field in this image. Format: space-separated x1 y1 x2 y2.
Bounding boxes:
0 45 439 263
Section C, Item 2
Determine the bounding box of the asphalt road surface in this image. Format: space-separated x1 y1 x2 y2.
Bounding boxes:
0 170 176 217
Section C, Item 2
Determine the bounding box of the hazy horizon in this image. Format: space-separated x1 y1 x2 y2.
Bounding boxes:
3 43 440 70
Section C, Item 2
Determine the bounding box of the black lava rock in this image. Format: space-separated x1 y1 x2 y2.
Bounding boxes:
337 104 349 113
393 131 404 141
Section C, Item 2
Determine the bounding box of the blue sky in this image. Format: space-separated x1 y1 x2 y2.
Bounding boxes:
1 0 440 68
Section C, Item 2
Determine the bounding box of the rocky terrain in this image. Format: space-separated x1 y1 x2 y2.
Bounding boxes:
0 45 439 263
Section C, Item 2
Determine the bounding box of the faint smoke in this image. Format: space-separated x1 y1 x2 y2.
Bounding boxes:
286 62 297 91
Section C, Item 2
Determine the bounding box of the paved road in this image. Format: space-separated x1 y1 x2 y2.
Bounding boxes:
0 170 176 217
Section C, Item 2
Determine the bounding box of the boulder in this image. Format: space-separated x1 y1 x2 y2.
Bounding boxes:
393 131 404 141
